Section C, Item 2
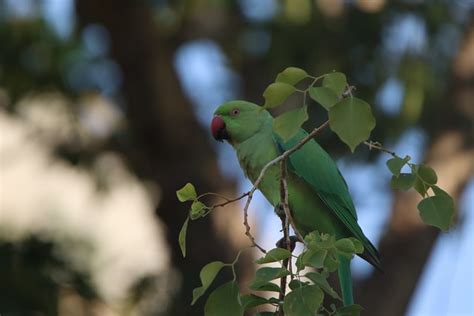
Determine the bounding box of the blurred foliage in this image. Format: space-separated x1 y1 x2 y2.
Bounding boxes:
0 0 472 315
0 18 80 103
0 236 97 315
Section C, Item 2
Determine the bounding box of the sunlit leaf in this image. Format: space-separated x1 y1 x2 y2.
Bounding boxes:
276 67 308 85
204 281 243 316
177 182 197 202
417 196 454 232
263 82 296 109
283 285 324 316
305 271 341 300
308 87 339 110
324 254 339 272
329 97 376 152
192 261 226 305
302 249 327 269
256 247 292 264
190 201 207 220
335 238 356 254
323 72 347 95
250 267 290 290
179 217 189 257
348 238 364 254
273 106 308 141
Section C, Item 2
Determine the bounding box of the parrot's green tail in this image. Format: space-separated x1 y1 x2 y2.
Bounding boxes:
337 255 354 306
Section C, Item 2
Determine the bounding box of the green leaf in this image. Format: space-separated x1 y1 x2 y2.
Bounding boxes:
309 87 339 110
302 249 328 269
179 217 189 257
288 279 308 290
240 294 268 310
295 254 305 271
250 267 291 290
390 173 416 191
329 97 376 152
305 271 341 300
192 261 226 305
256 248 292 264
323 72 347 95
417 196 455 232
190 201 207 220
324 254 339 272
263 82 296 109
273 106 308 141
348 238 364 254
335 238 356 254
275 67 308 85
252 282 281 292
336 304 364 316
432 185 450 197
177 182 197 202
417 164 438 185
413 176 430 196
386 156 410 176
205 281 243 316
283 285 324 316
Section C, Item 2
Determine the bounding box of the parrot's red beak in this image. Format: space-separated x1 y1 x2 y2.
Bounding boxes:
211 115 229 141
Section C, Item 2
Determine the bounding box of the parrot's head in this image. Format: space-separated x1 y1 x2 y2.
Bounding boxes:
211 101 270 144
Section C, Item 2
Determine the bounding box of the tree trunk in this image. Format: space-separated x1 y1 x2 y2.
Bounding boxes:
75 1 251 314
354 23 474 316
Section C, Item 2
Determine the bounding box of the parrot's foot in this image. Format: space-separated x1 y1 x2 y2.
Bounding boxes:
276 235 299 252
274 203 285 220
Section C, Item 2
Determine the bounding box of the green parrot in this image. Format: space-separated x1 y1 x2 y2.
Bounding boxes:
210 100 381 306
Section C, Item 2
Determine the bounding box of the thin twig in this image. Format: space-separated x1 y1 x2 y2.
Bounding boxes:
364 140 396 156
280 161 291 254
242 190 267 253
227 120 330 254
253 120 330 191
246 121 329 251
209 192 250 210
342 85 356 97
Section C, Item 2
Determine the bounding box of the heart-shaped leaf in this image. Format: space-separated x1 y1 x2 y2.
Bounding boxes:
273 106 308 141
205 281 243 316
192 261 226 305
276 67 308 85
263 82 296 109
329 97 376 152
177 182 197 202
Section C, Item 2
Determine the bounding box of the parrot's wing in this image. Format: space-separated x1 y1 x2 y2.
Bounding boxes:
274 129 381 268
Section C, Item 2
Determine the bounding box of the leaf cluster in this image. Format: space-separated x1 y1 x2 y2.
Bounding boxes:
386 155 455 231
263 67 375 152
176 68 457 315
176 182 213 257
188 232 363 316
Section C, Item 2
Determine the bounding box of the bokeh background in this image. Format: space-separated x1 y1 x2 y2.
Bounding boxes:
0 0 473 315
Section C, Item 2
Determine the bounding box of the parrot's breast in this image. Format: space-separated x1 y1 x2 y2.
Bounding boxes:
233 128 344 238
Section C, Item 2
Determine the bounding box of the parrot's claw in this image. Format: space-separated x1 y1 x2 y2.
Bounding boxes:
274 203 285 220
276 235 299 252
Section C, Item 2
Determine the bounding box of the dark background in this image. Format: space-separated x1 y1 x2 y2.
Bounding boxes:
0 1 473 315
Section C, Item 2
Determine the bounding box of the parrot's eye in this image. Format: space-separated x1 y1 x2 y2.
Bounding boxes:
230 108 240 116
